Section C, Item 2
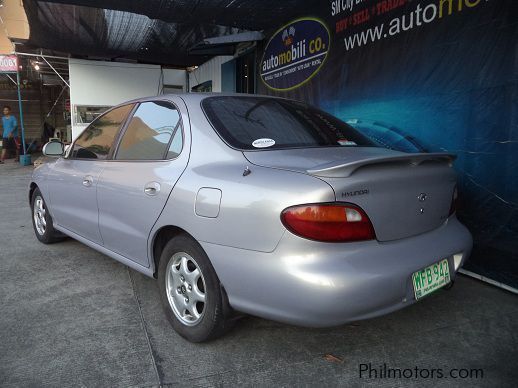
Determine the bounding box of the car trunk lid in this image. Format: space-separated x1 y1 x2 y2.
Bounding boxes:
243 147 457 241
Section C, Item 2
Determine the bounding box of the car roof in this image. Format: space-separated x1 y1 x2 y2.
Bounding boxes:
122 92 289 106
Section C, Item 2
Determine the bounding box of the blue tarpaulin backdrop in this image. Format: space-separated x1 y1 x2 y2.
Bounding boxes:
258 0 518 288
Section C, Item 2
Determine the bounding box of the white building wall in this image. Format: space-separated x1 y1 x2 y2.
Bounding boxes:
162 68 187 91
189 56 233 92
68 59 186 139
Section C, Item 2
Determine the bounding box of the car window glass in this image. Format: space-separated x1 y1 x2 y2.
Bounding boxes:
166 127 183 159
71 104 134 159
202 96 375 150
116 101 181 160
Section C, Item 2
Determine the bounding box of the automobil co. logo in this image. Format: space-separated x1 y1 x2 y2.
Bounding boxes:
260 18 330 91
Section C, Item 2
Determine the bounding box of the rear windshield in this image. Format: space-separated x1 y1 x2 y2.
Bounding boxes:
202 96 375 150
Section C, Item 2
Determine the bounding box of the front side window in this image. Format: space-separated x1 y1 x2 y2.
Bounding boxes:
70 104 134 159
202 96 375 150
115 101 182 160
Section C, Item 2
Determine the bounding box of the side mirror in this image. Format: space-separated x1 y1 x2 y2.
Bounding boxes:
42 141 64 157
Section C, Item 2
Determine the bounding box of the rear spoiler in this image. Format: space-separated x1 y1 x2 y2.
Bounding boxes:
307 152 457 178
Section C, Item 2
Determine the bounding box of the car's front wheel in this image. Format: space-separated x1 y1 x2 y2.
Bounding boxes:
158 234 232 342
31 188 63 244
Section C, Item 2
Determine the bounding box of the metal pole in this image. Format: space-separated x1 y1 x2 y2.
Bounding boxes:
15 71 27 155
45 84 67 118
15 52 70 60
40 55 70 87
4 74 17 86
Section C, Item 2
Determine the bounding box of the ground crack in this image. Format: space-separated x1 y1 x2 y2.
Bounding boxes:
127 268 162 386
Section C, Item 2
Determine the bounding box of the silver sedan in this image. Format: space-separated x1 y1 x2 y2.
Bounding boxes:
30 93 472 342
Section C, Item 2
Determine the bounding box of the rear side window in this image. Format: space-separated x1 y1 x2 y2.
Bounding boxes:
167 128 183 159
71 104 134 159
202 96 375 150
115 101 182 160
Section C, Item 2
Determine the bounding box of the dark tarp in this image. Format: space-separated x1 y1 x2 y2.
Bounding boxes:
23 0 321 67
257 0 518 288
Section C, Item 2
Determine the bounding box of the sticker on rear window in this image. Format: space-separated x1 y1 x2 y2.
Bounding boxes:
338 139 357 146
252 138 276 148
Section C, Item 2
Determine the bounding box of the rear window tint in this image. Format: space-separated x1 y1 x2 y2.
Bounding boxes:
202 96 375 150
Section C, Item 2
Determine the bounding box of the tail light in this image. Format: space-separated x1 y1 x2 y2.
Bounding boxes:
449 185 458 216
281 203 376 242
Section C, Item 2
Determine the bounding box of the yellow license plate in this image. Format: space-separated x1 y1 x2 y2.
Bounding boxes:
412 259 450 300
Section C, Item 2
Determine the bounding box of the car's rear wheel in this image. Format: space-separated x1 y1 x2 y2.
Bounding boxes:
158 234 232 342
31 188 63 244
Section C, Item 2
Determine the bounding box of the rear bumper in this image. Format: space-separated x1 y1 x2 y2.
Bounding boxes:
201 216 473 327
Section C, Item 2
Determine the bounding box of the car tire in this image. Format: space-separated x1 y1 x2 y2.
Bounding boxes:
31 188 63 244
158 234 233 342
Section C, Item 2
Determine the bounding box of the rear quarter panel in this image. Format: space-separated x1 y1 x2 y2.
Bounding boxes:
154 162 335 252
150 95 336 253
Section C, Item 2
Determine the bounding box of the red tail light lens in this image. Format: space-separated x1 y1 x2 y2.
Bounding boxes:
449 186 458 216
281 203 376 242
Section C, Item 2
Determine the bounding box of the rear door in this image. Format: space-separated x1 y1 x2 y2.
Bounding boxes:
96 98 189 267
47 104 134 244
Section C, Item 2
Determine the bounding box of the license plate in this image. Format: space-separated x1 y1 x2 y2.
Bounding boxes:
412 259 450 300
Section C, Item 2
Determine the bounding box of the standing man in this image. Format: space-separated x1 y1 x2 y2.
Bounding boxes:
0 106 18 163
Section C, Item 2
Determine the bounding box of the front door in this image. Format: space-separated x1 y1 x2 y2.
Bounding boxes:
47 104 134 244
47 159 105 243
97 98 189 267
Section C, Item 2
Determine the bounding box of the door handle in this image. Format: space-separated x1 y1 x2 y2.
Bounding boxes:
82 176 93 187
144 182 161 196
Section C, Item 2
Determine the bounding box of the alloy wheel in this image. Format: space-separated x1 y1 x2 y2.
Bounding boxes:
165 252 206 326
33 196 47 236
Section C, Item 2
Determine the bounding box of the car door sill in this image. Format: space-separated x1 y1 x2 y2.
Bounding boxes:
54 224 155 278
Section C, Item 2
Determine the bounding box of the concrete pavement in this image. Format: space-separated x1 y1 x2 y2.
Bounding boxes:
1 161 517 387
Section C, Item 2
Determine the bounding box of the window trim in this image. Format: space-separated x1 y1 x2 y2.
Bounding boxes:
111 100 185 162
109 103 140 160
67 103 136 161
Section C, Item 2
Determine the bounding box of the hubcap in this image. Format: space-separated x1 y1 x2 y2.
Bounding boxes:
33 196 47 236
165 252 206 326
